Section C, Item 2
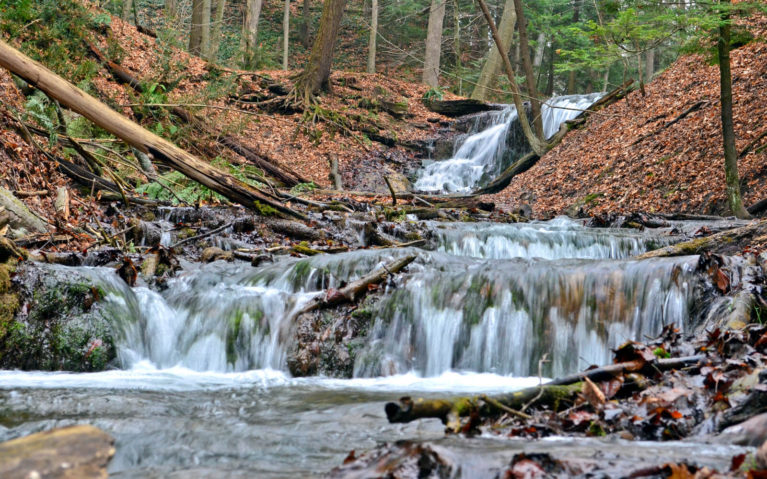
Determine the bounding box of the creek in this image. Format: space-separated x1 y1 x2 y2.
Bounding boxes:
0 217 749 477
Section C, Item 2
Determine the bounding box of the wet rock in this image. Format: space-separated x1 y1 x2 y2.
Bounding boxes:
328 441 453 479
0 425 114 479
0 263 117 371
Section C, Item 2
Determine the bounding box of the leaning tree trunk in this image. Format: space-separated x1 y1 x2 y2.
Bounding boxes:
0 40 303 220
471 0 516 101
243 0 264 69
293 0 347 104
422 0 446 87
189 0 204 55
718 0 750 219
476 0 546 155
513 0 543 139
366 0 378 73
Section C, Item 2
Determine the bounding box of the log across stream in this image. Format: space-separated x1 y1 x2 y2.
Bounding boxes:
0 217 758 476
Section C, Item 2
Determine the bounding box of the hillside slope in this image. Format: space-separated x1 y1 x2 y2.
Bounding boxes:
490 25 767 218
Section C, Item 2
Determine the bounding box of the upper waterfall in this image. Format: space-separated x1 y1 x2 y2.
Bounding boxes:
414 93 603 194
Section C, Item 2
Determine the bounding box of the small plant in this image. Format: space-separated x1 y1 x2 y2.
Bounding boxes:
422 86 445 102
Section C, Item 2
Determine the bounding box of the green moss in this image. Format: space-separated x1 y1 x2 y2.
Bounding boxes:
226 310 244 366
253 200 278 216
0 265 10 294
293 243 322 256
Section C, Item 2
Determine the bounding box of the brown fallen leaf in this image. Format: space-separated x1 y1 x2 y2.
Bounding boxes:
582 377 606 409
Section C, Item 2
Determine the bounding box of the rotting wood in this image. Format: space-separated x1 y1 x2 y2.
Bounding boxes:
637 220 767 258
298 254 416 314
423 98 503 117
748 198 767 216
0 39 304 220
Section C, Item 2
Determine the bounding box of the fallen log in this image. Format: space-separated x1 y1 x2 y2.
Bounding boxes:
637 220 767 258
423 99 503 117
0 186 49 233
0 425 114 479
298 255 416 314
385 354 704 431
0 39 303 220
748 198 767 216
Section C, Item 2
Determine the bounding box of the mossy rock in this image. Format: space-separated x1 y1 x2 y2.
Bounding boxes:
0 264 117 371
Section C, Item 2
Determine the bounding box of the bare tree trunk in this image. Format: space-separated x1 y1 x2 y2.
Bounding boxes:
0 39 303 220
283 0 291 70
189 0 204 55
452 0 461 70
545 42 555 96
210 0 227 61
201 0 212 58
513 0 543 139
243 0 264 68
532 32 545 70
645 47 655 83
122 0 134 21
422 0 446 87
367 0 378 73
476 0 545 155
471 0 516 101
718 1 750 219
566 0 579 94
294 0 347 103
166 0 177 18
300 0 311 48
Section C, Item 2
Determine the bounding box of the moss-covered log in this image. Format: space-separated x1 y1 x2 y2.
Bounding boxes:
637 220 767 258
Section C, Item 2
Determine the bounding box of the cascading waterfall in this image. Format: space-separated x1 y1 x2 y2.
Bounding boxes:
414 93 603 193
90 218 700 379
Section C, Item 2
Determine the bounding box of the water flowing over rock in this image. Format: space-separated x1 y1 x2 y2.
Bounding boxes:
75 218 708 379
414 94 602 194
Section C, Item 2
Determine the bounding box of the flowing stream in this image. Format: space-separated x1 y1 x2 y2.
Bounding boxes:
414 94 603 193
0 218 746 477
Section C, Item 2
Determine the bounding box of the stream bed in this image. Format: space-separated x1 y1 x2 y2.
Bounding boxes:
0 218 753 477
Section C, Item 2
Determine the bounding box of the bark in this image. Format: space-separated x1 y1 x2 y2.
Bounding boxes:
202 0 212 58
422 0 446 87
513 0 543 139
210 0 227 61
366 0 378 73
300 0 311 48
190 0 205 55
243 0 264 69
283 0 291 70
328 153 343 189
718 2 750 219
545 41 555 96
0 425 114 479
166 0 178 18
423 98 502 116
0 40 303 220
0 186 49 233
122 0 134 21
470 0 516 101
476 0 545 155
294 0 347 103
566 0 579 94
298 255 417 314
645 47 655 83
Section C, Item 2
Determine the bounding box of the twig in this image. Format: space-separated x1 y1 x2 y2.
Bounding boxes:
170 222 233 249
521 353 550 412
383 175 397 206
480 395 532 420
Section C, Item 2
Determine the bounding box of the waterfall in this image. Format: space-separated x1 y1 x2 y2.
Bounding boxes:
89 218 702 379
414 93 603 194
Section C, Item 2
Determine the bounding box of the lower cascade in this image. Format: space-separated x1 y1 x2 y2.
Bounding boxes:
414 93 603 193
88 218 700 378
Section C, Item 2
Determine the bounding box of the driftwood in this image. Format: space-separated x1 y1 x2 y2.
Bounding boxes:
385 354 704 432
298 255 416 314
637 220 767 258
266 218 323 241
0 40 301 219
0 425 114 479
423 99 503 117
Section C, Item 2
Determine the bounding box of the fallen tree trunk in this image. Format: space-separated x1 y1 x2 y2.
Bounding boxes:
298 255 416 314
385 354 704 431
422 99 503 117
637 220 767 258
88 43 308 188
0 39 303 220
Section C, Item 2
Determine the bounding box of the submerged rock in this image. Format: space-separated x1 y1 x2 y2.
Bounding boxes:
0 263 117 371
0 425 114 479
